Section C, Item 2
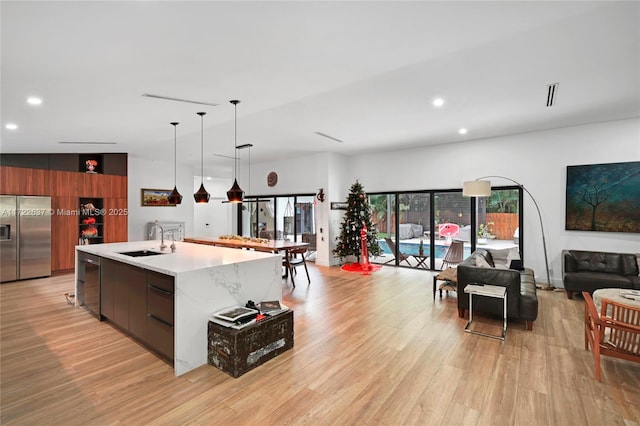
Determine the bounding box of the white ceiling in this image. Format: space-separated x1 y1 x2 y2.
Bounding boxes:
1 1 638 177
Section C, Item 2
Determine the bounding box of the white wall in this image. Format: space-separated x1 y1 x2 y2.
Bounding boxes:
127 154 195 241
192 176 233 238
349 117 640 286
325 153 350 266
247 152 330 197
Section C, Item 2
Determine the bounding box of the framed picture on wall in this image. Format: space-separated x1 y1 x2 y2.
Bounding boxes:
565 161 640 233
331 202 348 210
141 188 176 207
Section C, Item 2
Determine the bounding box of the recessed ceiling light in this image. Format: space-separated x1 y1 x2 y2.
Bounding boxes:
432 98 445 107
5 123 18 130
27 97 42 105
458 128 468 135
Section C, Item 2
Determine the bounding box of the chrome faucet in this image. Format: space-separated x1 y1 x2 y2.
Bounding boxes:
154 221 167 251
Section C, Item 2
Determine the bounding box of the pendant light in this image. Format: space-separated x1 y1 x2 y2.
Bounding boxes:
226 100 244 203
167 122 183 205
193 112 210 203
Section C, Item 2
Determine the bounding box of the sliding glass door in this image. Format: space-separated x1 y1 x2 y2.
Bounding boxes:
433 191 471 269
241 194 316 245
369 194 396 265
368 188 522 270
295 196 315 243
238 186 522 270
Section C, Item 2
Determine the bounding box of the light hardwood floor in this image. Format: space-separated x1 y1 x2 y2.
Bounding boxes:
1 264 639 425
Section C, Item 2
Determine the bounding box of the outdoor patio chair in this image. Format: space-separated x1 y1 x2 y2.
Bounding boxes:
384 238 412 266
438 223 461 240
441 239 464 269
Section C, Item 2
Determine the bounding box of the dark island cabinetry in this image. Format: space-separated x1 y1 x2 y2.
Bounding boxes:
100 259 174 362
146 271 175 360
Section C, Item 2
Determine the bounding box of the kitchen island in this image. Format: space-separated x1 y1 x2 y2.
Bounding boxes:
75 240 282 376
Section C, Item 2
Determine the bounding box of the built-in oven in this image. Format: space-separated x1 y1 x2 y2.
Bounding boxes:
77 252 101 318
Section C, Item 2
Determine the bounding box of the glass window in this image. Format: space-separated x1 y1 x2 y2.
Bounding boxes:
476 187 521 251
295 196 315 243
398 193 431 268
369 193 397 265
433 191 471 269
240 195 316 244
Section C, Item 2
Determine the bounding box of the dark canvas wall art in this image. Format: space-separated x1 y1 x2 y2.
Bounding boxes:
565 161 640 233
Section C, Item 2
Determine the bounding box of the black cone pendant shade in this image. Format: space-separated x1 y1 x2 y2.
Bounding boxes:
167 122 183 205
194 182 210 203
194 112 210 203
168 186 183 205
226 178 244 203
226 100 245 203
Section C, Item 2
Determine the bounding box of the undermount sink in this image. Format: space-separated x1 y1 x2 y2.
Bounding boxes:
118 250 167 257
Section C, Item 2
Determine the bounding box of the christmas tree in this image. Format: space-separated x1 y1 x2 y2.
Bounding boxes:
333 181 382 261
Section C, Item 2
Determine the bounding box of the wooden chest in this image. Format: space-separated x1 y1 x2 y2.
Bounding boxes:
207 310 294 378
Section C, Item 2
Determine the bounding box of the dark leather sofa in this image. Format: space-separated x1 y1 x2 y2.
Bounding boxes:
562 249 639 299
457 249 538 330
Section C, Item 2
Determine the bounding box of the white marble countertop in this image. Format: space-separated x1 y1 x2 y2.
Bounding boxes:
76 240 279 276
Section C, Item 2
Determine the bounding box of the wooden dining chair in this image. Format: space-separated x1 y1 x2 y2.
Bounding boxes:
285 247 310 287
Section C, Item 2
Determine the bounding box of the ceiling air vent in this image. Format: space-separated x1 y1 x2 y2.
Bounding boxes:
142 94 218 107
546 83 559 107
58 141 117 145
315 132 344 143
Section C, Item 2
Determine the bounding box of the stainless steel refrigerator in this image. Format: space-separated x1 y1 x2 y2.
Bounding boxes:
0 195 52 283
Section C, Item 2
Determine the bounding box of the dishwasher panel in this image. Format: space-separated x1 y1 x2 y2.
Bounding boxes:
77 252 101 318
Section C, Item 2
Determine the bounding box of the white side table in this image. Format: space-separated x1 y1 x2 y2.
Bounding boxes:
464 284 507 341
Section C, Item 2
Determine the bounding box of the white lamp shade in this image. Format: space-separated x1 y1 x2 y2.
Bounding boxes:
463 180 491 197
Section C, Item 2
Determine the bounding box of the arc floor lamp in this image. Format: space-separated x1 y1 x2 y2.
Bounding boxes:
463 176 552 288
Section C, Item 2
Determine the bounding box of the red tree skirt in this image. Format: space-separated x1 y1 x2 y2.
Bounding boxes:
340 262 382 274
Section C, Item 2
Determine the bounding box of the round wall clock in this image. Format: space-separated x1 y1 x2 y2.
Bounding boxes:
267 171 278 187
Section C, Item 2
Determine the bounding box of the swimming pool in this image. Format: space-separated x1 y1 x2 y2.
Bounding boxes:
377 240 471 258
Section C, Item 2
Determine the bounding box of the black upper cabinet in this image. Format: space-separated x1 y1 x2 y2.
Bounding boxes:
0 154 50 169
0 153 127 176
102 154 127 176
49 154 79 172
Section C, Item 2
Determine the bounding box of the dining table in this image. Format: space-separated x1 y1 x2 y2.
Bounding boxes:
183 236 309 278
184 236 309 253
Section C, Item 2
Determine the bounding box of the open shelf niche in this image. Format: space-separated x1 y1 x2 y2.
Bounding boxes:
79 197 104 244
